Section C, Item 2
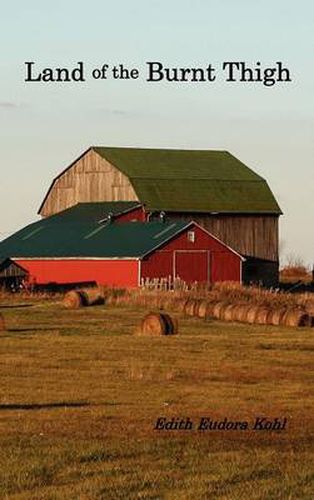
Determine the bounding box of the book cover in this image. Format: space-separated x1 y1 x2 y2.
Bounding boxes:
0 1 313 498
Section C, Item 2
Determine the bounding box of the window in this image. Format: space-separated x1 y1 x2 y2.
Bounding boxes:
187 231 195 243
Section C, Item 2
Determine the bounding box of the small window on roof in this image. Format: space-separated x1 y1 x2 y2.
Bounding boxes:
187 230 195 243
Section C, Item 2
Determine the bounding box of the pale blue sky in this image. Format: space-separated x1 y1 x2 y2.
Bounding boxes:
1 0 313 265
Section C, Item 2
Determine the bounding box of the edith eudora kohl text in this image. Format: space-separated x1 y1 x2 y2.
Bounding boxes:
154 417 288 431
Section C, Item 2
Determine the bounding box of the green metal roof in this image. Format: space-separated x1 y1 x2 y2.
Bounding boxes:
0 211 190 259
46 201 141 222
93 147 281 214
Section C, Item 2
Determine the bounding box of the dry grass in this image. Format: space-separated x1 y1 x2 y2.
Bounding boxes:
280 265 312 283
280 254 312 283
207 282 308 309
0 295 313 498
0 288 63 301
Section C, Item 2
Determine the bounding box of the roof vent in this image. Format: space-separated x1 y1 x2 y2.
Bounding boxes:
159 211 166 223
98 212 115 225
107 212 114 224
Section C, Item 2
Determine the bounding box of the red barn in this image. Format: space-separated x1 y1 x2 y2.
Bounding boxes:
0 202 243 287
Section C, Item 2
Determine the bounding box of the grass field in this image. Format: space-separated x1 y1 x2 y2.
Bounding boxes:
0 296 313 499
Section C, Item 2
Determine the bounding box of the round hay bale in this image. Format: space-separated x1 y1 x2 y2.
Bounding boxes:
161 313 178 335
184 299 199 316
212 301 228 320
228 304 239 321
191 299 201 316
222 304 237 322
192 300 203 317
264 309 275 325
0 313 6 331
268 308 287 326
231 304 247 322
205 301 221 319
229 304 244 322
192 300 200 316
137 312 178 336
138 312 167 336
238 305 252 323
255 307 271 325
197 300 210 318
176 298 189 313
246 306 260 324
281 309 311 327
63 291 85 309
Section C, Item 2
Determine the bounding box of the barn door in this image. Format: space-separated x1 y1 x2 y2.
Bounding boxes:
174 251 210 284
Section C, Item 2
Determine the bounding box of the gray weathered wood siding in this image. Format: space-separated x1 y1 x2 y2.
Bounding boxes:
40 149 138 217
0 261 28 278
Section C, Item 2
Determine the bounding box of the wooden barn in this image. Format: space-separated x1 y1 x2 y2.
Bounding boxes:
0 203 243 287
38 147 282 285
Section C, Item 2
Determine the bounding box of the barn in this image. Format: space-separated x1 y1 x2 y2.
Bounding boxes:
38 147 282 285
0 202 243 287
